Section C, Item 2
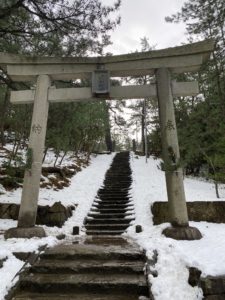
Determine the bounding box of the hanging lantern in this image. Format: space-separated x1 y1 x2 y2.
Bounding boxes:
92 69 110 96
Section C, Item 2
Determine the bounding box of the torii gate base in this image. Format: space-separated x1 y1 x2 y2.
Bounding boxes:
1 40 213 240
5 226 45 239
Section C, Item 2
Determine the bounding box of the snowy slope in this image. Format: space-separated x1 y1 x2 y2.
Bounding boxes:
127 154 225 300
0 153 114 300
1 153 225 300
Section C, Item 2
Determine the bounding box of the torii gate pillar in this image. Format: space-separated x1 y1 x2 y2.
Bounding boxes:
156 68 202 240
5 75 50 238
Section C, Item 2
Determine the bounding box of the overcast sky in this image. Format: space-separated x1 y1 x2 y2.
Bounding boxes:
102 0 187 54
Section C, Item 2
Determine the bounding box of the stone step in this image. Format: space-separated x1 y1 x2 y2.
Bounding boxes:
85 218 134 224
92 206 134 210
96 200 131 204
88 213 134 219
204 296 225 300
98 192 131 196
86 230 125 235
98 188 131 193
103 182 131 186
41 244 145 261
96 200 130 206
105 173 131 176
93 204 133 209
201 276 225 296
97 195 131 200
102 185 131 190
104 178 132 182
85 224 130 231
94 203 132 208
20 273 148 295
97 195 130 200
31 259 144 274
13 292 142 300
90 208 134 214
92 207 133 212
91 208 133 213
104 180 131 183
94 200 132 204
98 191 130 195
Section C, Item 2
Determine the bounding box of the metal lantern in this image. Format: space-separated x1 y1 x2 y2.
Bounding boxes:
92 69 110 96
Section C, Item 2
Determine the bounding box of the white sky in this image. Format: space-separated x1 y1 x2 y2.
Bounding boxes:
102 0 187 54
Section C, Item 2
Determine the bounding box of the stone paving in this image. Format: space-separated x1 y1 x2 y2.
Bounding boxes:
10 152 150 299
11 236 150 300
84 151 135 235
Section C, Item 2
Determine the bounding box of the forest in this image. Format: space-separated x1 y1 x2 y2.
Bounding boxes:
0 0 225 196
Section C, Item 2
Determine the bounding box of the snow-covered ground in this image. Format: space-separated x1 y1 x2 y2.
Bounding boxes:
1 152 225 300
127 154 225 300
0 153 114 300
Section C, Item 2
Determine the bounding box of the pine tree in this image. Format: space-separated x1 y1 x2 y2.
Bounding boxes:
165 0 225 197
0 0 121 155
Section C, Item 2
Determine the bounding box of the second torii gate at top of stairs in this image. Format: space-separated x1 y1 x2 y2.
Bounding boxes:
0 39 214 240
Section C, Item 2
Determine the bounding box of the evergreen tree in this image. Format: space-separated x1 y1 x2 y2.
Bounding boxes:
164 0 225 196
0 0 121 156
127 37 156 155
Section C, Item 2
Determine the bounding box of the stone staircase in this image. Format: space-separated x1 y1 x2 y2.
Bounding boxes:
10 152 150 299
11 237 150 300
201 275 225 299
84 151 134 235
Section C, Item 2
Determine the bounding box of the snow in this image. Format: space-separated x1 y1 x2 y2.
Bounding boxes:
1 152 225 300
0 255 24 300
0 153 114 207
0 153 114 299
47 152 115 235
0 219 59 300
126 154 225 300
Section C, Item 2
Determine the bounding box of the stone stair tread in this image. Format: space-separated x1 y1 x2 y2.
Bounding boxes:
41 244 144 260
94 200 132 204
93 205 133 209
98 190 131 193
88 212 134 215
93 203 133 207
32 259 145 273
86 230 126 235
95 199 132 202
85 224 130 229
203 296 225 300
21 272 147 285
86 218 134 224
91 208 134 211
201 276 225 295
88 213 134 219
13 292 141 300
20 273 148 295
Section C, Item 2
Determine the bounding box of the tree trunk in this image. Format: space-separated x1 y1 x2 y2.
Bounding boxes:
54 154 59 167
59 151 67 165
42 147 48 164
141 104 145 154
105 103 113 152
214 180 220 199
0 87 10 147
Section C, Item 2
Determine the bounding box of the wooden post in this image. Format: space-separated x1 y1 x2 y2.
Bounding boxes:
156 68 202 240
5 75 50 238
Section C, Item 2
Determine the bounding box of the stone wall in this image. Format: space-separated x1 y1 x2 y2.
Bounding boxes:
0 202 75 227
152 201 225 225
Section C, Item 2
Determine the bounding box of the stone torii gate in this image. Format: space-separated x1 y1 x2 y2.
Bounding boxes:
0 39 214 240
